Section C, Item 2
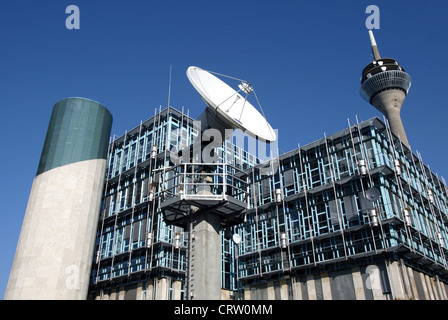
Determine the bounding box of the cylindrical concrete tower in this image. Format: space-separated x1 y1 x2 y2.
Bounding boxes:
5 97 113 300
360 30 412 148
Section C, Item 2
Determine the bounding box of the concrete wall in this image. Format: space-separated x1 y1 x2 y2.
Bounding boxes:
91 278 241 300
92 276 183 300
243 261 448 300
5 159 106 299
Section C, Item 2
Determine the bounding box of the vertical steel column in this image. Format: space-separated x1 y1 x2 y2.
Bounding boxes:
297 145 317 265
323 134 349 260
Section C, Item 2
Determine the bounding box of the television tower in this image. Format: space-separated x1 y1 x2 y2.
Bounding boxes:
360 30 412 148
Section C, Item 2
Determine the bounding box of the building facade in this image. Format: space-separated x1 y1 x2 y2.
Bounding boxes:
88 107 448 300
237 117 448 300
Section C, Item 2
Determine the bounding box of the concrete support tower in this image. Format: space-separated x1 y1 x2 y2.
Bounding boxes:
360 30 412 148
188 212 223 300
160 163 248 300
5 97 112 300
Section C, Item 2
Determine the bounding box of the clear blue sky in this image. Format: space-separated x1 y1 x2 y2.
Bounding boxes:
1 0 448 299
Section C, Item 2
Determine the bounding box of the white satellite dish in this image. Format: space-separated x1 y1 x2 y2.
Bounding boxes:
232 233 242 245
186 66 277 142
365 188 380 202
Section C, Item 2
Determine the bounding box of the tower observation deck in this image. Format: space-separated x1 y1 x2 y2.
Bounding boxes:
360 30 412 148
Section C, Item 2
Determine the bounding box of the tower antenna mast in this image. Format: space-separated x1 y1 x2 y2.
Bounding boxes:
167 65 173 108
368 30 381 60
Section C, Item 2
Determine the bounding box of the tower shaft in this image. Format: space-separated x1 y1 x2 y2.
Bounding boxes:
188 212 222 300
5 98 112 300
371 89 410 147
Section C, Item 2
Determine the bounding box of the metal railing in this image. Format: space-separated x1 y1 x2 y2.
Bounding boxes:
360 70 412 102
160 163 250 204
